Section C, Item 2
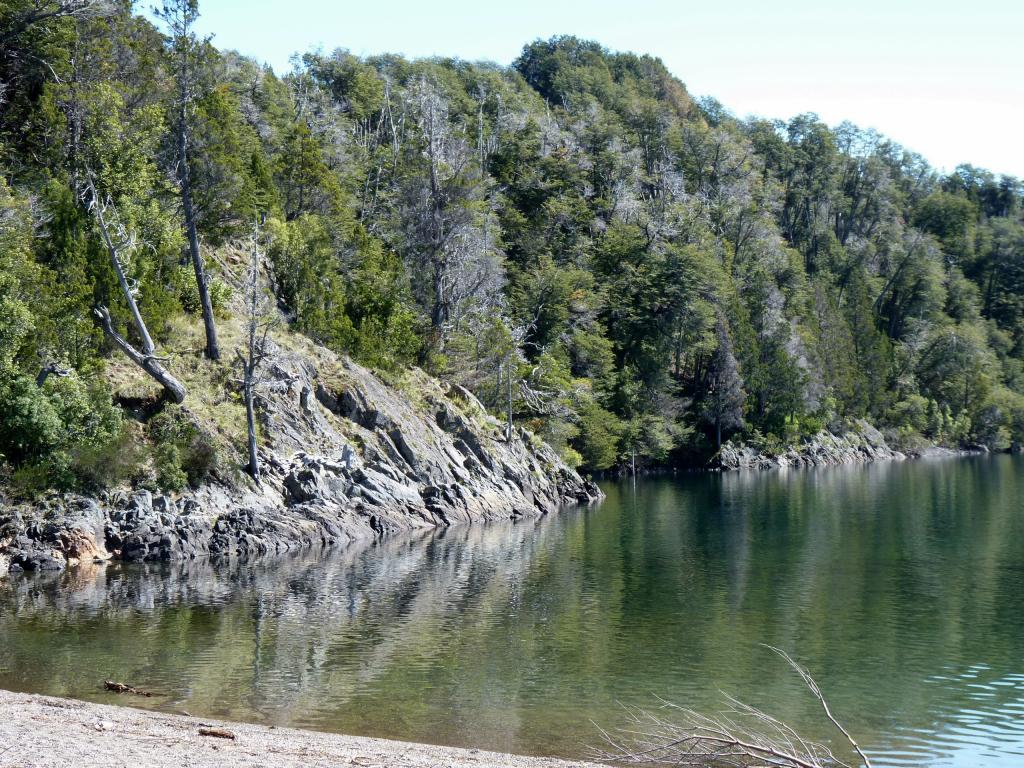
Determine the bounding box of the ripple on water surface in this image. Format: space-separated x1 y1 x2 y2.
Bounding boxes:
0 454 1023 767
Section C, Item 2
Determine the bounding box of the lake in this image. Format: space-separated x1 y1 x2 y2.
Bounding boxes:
1 454 1022 767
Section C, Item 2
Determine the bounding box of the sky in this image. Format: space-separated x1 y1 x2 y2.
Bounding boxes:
177 0 1024 177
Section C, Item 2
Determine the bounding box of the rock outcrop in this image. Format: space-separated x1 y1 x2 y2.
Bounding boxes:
714 420 906 471
1 351 601 574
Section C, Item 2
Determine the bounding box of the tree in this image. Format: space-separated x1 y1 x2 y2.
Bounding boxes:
236 224 275 480
83 178 186 404
397 76 503 350
156 0 220 360
703 314 745 448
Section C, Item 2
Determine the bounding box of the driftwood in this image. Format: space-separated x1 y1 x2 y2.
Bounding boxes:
94 306 186 404
104 680 153 697
198 726 236 740
593 645 872 768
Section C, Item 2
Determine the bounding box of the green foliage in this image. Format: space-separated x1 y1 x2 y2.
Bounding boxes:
574 400 622 471
268 214 421 369
147 406 219 487
155 443 188 492
1 6 1023 494
169 264 232 317
0 374 125 495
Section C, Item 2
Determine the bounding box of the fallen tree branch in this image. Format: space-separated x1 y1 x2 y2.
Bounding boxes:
592 647 871 768
104 680 154 697
94 306 186 404
764 645 872 768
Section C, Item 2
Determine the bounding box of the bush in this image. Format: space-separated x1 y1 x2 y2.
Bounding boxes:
887 395 930 434
11 460 63 497
573 400 622 471
70 425 146 491
181 436 218 485
0 374 124 493
154 442 188 492
883 426 932 454
169 264 232 317
0 376 63 462
147 406 220 486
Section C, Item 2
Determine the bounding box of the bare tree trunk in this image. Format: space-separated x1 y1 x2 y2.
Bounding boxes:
87 179 155 354
238 227 273 481
243 377 259 481
177 98 220 361
36 363 71 387
94 307 186 403
506 354 513 442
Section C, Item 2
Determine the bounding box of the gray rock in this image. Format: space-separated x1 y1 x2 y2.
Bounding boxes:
1 355 602 574
715 420 906 471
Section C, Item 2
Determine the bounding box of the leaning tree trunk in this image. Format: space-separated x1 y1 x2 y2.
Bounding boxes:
89 179 155 354
36 363 71 387
94 307 186 404
177 97 220 361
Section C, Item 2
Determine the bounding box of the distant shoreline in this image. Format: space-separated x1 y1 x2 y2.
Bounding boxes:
0 689 596 768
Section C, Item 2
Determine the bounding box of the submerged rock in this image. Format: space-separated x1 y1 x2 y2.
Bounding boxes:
0 356 601 574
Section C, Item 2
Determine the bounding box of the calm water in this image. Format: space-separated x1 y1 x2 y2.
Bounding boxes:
1 455 1023 766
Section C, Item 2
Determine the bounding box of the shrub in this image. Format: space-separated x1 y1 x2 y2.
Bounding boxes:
154 442 188 492
169 264 232 317
147 405 220 486
573 400 622 471
181 436 218 485
70 425 145 491
0 374 123 482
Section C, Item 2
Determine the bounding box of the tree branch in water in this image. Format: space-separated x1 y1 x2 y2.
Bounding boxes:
592 647 871 768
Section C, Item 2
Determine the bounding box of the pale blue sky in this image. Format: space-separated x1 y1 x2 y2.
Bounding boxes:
173 0 1023 176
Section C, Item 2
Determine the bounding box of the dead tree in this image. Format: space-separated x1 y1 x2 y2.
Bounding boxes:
83 178 186 404
593 645 872 768
236 225 275 481
83 178 154 354
94 307 185 403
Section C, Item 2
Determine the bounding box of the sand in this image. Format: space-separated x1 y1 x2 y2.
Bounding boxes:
0 690 598 768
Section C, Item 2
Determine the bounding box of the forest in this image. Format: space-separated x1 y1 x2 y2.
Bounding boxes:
1 0 1023 494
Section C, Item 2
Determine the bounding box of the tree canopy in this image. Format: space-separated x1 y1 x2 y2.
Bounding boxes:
1 11 1022 491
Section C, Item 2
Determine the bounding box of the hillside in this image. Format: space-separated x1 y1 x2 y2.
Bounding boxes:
0 309 599 572
0 2 1022 508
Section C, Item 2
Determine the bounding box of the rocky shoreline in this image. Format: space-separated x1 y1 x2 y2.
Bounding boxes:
0 350 601 575
714 420 904 471
712 419 986 471
0 690 597 768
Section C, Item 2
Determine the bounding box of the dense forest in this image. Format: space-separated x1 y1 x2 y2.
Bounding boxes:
1 0 1022 494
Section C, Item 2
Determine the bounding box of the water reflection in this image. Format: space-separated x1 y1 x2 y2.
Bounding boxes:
1 455 1022 766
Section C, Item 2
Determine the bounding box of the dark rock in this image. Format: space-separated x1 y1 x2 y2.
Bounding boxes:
2 356 602 574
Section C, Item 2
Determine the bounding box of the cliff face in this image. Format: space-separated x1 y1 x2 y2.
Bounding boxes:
0 345 601 574
714 420 906 471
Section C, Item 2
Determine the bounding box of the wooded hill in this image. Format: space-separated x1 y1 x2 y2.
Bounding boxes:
1 0 1022 494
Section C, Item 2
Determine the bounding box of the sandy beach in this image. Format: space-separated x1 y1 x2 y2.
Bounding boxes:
0 690 597 768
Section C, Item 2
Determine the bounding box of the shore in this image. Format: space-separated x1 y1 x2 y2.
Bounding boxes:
0 690 597 768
